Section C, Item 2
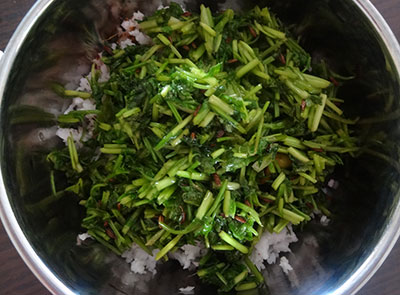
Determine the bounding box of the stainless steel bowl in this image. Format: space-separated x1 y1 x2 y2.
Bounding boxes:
1 0 400 294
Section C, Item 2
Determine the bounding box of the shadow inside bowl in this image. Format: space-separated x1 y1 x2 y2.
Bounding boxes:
1 0 400 294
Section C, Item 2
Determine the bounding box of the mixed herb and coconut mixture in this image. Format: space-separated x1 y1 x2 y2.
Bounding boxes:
49 3 358 292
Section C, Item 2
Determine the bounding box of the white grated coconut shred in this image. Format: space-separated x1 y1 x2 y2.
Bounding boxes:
250 224 298 269
122 244 159 275
279 256 293 275
169 242 206 269
179 286 195 294
76 232 93 246
118 11 152 48
320 215 330 226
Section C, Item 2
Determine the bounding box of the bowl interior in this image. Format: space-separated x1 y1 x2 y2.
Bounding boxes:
1 0 400 294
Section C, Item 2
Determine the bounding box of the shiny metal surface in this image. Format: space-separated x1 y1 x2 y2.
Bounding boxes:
1 1 400 295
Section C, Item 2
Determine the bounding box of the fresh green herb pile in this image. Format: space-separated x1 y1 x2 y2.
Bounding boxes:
49 3 359 292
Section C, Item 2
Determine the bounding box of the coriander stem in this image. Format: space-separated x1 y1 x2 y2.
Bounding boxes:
219 231 249 254
155 234 183 260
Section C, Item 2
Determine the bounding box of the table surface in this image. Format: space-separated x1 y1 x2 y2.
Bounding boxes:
1 0 400 294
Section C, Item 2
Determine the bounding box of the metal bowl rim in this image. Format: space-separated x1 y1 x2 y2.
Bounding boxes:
0 1 400 295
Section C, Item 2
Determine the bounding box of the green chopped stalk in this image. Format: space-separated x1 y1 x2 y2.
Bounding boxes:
160 85 171 98
211 244 235 251
287 147 310 163
210 104 246 134
193 103 209 125
50 170 57 196
196 191 214 219
188 160 201 171
272 208 305 225
154 177 176 191
157 34 182 58
298 172 317 184
181 22 195 34
219 231 249 254
253 101 270 154
244 256 264 283
233 269 249 285
311 94 327 132
112 208 126 224
58 116 79 124
233 153 248 159
87 230 122 255
227 182 241 190
200 22 217 36
323 111 358 124
123 61 150 73
98 122 112 131
235 282 258 291
139 19 158 30
155 234 183 260
122 208 143 234
288 204 312 221
273 218 289 233
191 44 206 61
103 144 127 149
209 95 234 116
154 114 193 150
223 190 231 217
216 272 228 285
236 202 262 226
168 17 186 30
199 112 216 127
143 137 158 163
215 9 234 32
252 70 270 81
64 90 91 99
313 154 324 174
200 4 215 55
303 73 331 88
157 185 177 204
197 262 225 277
246 84 263 99
271 172 286 191
213 34 223 53
255 22 286 39
247 108 263 128
130 235 152 255
100 148 123 154
236 59 260 78
176 171 210 181
67 136 83 173
158 220 200 235
206 180 228 216
217 137 234 142
232 39 241 61
283 136 306 149
166 101 182 123
211 148 225 159
170 129 189 146
285 80 309 100
167 158 188 177
108 220 126 247
155 159 177 180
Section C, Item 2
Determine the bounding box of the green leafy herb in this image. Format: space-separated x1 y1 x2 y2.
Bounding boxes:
48 3 359 293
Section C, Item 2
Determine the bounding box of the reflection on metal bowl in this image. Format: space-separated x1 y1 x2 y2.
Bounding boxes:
1 0 400 294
